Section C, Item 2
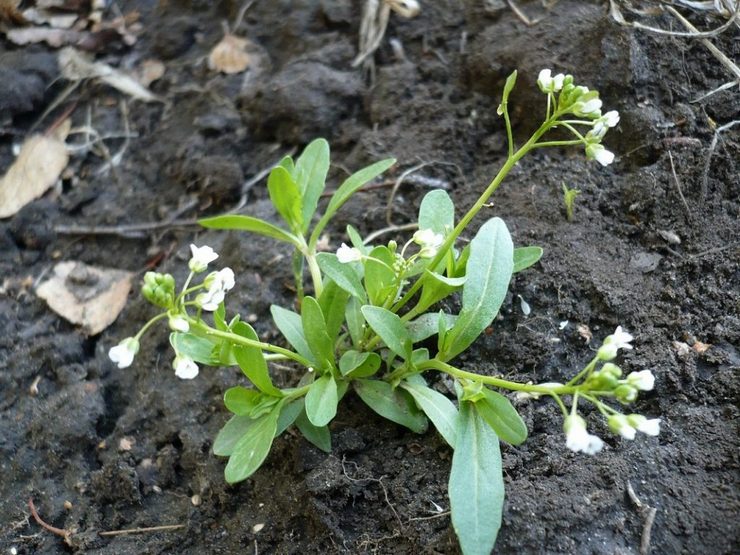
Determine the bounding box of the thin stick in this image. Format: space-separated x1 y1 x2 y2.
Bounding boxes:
506 0 543 26
99 524 185 537
364 222 417 243
667 150 691 222
28 498 71 544
626 481 658 555
701 119 740 200
231 0 256 32
385 162 430 226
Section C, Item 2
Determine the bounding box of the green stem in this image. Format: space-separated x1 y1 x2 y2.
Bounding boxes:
565 356 599 386
176 272 194 305
190 321 313 367
135 312 169 340
419 358 577 395
305 252 324 297
531 140 584 149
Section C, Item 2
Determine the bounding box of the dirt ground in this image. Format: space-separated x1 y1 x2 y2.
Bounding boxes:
1 1 738 554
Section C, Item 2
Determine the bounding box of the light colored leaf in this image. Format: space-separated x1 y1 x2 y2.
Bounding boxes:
267 165 303 233
199 214 301 247
294 138 330 232
406 311 457 343
361 305 412 360
305 374 338 427
475 388 528 446
513 246 543 273
401 381 458 447
224 408 279 483
35 260 132 335
213 415 254 457
0 122 69 218
364 246 397 306
354 379 428 433
301 296 335 369
449 402 504 555
231 322 283 396
295 409 331 452
317 280 350 341
316 253 367 301
270 305 316 364
338 350 381 378
419 189 454 235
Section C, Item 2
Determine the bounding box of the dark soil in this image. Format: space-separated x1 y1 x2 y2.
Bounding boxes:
1 1 738 554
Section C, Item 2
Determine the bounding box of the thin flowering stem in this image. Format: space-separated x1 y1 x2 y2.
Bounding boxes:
135 312 170 340
531 140 585 149
177 272 195 304
190 321 313 367
557 122 588 141
549 393 569 417
566 355 599 386
304 252 324 297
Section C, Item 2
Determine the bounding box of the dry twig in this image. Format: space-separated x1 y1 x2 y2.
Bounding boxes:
28 498 72 546
626 481 658 555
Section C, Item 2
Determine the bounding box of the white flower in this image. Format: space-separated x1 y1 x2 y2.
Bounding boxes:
413 228 444 258
607 326 634 350
168 314 190 333
602 110 620 127
196 267 235 311
537 69 565 93
586 144 615 167
336 243 362 263
628 414 661 436
188 244 218 273
515 382 563 400
573 97 603 117
627 370 655 391
564 415 604 455
173 355 199 379
108 337 140 369
608 414 636 440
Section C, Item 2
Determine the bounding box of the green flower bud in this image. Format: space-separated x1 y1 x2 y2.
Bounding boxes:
597 343 618 361
141 272 175 308
461 381 485 402
601 362 622 378
614 384 638 404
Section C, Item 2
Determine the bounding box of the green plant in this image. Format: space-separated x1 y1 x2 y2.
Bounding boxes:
562 181 581 221
110 69 657 555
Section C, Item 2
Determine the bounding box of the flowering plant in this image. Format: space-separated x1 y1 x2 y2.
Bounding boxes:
110 70 658 555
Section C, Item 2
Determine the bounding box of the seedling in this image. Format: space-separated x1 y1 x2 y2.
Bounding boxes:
562 182 581 221
110 69 657 555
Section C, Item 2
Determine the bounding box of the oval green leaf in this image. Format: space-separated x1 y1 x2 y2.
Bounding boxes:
474 388 528 446
354 379 428 434
305 374 338 427
224 408 279 483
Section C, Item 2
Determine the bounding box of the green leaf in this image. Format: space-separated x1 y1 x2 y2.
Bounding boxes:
317 280 350 341
316 252 367 301
339 350 381 378
294 138 330 232
270 305 316 365
214 303 228 331
213 415 253 457
170 332 222 365
354 379 428 434
276 399 304 437
401 381 458 448
305 374 338 427
278 154 295 175
406 311 457 343
301 296 335 369
419 189 454 235
364 246 397 306
224 408 280 483
224 386 262 416
345 297 365 348
513 246 543 273
267 165 303 233
346 224 368 254
474 388 528 445
199 215 301 247
449 402 504 555
416 271 466 314
443 218 513 360
361 305 412 360
232 322 283 396
296 409 331 452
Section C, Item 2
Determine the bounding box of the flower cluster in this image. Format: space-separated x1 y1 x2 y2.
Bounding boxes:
537 69 619 167
108 244 235 380
412 229 444 259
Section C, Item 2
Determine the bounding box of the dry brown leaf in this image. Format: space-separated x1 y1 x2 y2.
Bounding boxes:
36 261 134 335
0 121 70 219
208 34 253 74
136 59 165 87
0 0 26 24
692 340 711 354
576 323 593 343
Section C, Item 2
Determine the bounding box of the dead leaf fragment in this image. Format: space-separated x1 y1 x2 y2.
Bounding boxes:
672 341 691 357
208 34 253 74
576 324 593 343
0 122 70 219
36 261 134 335
136 59 165 87
692 340 711 354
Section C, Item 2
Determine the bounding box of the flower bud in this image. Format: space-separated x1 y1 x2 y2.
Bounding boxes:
601 362 622 378
608 414 636 440
168 314 190 333
141 272 175 308
627 414 661 436
597 343 618 361
614 384 638 404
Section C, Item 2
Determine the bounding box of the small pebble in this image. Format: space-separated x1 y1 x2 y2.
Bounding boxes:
64 500 73 510
191 494 201 506
252 523 265 533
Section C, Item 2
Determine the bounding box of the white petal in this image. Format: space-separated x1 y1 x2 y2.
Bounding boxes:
603 110 620 127
189 244 218 272
174 356 199 379
627 370 655 391
594 147 615 166
337 243 362 263
637 418 661 436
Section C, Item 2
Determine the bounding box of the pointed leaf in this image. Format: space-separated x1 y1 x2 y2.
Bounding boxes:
316 252 367 301
232 322 283 396
296 409 332 452
406 312 457 343
170 332 223 365
270 305 316 364
443 218 513 360
213 415 254 457
339 350 381 378
401 381 458 448
416 271 466 314
354 379 428 433
224 386 262 416
276 399 304 436
224 408 279 483
305 374 338 427
449 402 504 555
318 279 350 341
199 215 301 247
345 297 365 348
419 189 454 235
267 165 303 232
301 296 335 368
474 388 528 445
361 305 412 360
364 246 397 306
294 138 330 231
513 246 543 273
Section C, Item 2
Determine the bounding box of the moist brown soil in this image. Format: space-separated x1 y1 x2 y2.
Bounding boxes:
1 1 738 554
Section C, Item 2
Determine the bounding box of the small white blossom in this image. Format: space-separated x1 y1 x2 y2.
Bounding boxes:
196 267 235 311
564 415 604 455
627 370 655 391
537 69 565 93
602 110 620 127
168 314 190 333
413 228 444 258
607 326 634 350
628 414 661 436
608 414 636 440
173 355 199 379
336 243 363 263
573 97 603 117
189 244 219 273
586 144 615 167
108 337 140 369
